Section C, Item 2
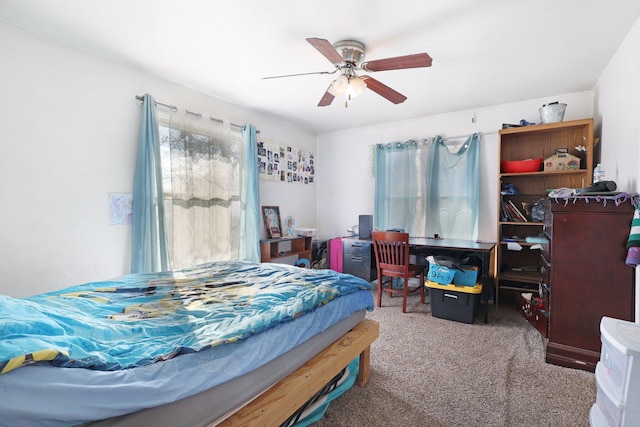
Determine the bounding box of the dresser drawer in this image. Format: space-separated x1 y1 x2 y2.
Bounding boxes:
342 239 373 271
343 255 376 281
542 199 553 239
539 256 550 289
538 281 550 313
343 239 372 256
540 238 550 262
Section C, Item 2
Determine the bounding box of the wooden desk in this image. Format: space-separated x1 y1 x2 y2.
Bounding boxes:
409 237 496 323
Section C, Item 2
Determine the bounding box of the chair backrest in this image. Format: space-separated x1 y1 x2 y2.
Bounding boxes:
371 231 410 277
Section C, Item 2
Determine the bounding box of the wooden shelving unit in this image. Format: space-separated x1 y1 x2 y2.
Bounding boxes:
260 236 313 264
496 118 594 305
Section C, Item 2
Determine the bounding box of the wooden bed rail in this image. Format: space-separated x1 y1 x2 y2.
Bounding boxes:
217 318 379 426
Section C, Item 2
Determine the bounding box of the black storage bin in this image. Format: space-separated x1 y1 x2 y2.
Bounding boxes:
427 282 482 324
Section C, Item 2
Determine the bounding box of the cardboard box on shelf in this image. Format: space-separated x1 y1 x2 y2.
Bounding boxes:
544 152 581 171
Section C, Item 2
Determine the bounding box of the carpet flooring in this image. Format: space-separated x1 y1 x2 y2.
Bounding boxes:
313 290 596 427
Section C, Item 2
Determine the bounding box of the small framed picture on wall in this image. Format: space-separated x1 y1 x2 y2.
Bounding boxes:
262 206 282 239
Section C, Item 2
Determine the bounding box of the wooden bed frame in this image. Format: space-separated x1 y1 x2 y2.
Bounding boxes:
217 318 379 426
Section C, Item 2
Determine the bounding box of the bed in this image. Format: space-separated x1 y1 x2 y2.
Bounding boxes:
0 261 378 426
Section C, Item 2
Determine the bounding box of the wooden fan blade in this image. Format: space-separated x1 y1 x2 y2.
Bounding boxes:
361 53 432 72
318 87 335 107
361 76 407 104
306 37 345 65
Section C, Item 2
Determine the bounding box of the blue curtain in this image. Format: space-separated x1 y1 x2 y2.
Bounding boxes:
131 94 170 274
374 140 435 235
240 125 261 262
428 133 480 239
374 133 480 240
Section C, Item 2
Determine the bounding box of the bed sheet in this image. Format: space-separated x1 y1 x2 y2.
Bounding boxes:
1 261 371 374
0 289 374 427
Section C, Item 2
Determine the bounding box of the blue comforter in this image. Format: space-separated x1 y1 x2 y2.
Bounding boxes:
0 261 372 374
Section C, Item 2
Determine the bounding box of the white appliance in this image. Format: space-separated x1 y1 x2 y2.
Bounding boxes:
294 227 316 237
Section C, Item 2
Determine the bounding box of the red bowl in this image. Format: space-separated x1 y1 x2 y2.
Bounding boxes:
501 158 543 173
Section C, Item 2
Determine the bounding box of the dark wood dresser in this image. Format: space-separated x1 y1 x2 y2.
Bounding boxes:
539 197 635 371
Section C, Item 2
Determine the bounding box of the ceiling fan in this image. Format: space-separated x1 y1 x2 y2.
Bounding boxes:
262 38 432 107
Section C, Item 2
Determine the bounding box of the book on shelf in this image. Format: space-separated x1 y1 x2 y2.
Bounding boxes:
508 200 528 222
500 201 510 220
501 200 528 222
501 201 515 221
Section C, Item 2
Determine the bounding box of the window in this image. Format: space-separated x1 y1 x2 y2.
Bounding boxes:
157 112 242 269
374 134 480 240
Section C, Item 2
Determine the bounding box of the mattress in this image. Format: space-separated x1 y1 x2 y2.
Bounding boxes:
83 310 367 427
0 261 374 427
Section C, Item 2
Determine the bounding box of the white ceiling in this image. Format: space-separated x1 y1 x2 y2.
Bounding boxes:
2 0 639 133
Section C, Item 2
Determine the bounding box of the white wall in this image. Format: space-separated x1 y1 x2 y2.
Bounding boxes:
316 92 593 241
593 16 640 321
0 21 316 297
593 16 640 192
3 15 638 298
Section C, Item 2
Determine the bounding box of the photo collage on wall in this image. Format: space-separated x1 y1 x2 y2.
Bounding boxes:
257 137 314 184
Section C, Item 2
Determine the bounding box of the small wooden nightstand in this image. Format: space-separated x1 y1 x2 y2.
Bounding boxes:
260 236 312 264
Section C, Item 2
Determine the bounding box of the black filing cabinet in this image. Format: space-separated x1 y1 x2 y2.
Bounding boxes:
342 238 376 282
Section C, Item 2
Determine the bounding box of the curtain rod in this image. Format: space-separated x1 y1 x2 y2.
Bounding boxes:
135 95 177 111
378 131 497 148
135 95 257 133
440 130 497 141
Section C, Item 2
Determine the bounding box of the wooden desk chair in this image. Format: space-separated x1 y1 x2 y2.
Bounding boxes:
371 231 426 313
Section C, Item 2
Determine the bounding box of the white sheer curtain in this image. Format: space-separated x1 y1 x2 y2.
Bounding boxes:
158 110 242 269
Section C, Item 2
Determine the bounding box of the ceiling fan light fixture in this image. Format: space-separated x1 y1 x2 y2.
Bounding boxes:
346 76 367 98
327 75 348 96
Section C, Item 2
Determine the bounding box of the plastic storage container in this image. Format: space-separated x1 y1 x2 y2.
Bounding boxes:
599 317 640 402
294 227 316 237
595 370 626 427
590 403 610 427
500 158 543 173
590 317 640 426
427 263 456 285
425 281 482 324
453 266 479 287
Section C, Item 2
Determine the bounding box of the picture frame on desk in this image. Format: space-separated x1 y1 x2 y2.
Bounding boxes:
262 206 282 239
